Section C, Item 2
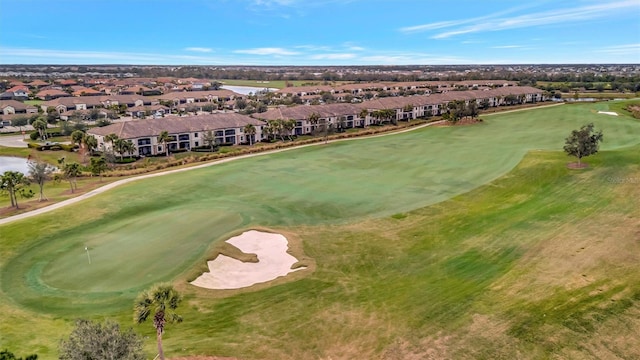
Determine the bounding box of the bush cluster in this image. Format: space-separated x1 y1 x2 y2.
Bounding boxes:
27 143 78 152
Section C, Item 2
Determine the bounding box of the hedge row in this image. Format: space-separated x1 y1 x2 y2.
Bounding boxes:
27 143 78 152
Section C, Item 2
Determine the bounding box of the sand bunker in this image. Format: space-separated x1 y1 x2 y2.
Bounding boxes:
191 230 306 290
597 111 618 116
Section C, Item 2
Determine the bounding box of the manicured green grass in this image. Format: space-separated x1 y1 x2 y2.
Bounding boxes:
561 92 639 99
219 79 347 89
1 101 639 358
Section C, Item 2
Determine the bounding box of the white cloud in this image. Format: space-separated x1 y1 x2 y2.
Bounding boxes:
491 45 524 49
596 43 640 55
185 47 213 53
400 1 639 39
234 47 299 56
309 53 356 60
431 1 639 39
295 44 332 51
400 4 536 33
0 47 227 65
359 52 469 65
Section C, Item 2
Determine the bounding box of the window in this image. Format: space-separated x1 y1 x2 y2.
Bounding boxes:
195 141 199 147
194 133 198 138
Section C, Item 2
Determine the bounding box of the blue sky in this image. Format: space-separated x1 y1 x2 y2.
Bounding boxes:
0 0 639 65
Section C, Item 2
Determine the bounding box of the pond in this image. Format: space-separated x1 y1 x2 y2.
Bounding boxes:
0 156 30 174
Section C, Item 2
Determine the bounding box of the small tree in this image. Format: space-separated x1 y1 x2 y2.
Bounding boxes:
0 171 33 209
563 123 604 167
57 158 81 193
202 130 217 151
27 161 55 201
89 157 108 181
134 284 182 360
59 319 144 360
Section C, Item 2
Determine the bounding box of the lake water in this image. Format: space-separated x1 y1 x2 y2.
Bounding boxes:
0 156 30 174
221 85 278 95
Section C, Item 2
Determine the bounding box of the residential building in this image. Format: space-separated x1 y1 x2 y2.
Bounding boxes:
87 113 264 157
256 86 545 134
0 100 38 115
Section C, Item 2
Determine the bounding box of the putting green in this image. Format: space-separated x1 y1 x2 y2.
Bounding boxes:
41 208 242 291
2 101 640 315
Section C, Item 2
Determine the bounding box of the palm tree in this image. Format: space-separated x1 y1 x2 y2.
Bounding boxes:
308 112 320 133
283 119 296 141
380 108 397 125
358 108 369 128
104 133 119 154
71 130 85 147
262 122 274 142
269 120 284 141
32 118 48 140
83 134 98 157
123 139 136 159
157 130 171 157
243 123 256 145
59 161 81 193
113 138 126 161
134 284 182 360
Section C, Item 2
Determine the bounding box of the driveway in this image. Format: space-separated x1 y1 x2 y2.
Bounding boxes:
0 134 29 147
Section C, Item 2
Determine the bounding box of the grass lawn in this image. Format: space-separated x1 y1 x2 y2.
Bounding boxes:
1 101 639 358
561 92 639 99
219 79 348 89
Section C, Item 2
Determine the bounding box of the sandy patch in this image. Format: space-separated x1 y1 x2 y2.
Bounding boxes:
191 230 306 290
597 111 618 116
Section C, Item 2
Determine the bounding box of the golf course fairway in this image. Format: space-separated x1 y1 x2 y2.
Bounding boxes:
1 100 639 359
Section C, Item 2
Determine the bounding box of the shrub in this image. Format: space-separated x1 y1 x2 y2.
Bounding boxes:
59 144 78 152
114 158 138 164
29 132 39 140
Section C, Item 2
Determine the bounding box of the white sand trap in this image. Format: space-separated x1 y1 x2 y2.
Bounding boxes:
598 111 618 116
191 230 306 290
